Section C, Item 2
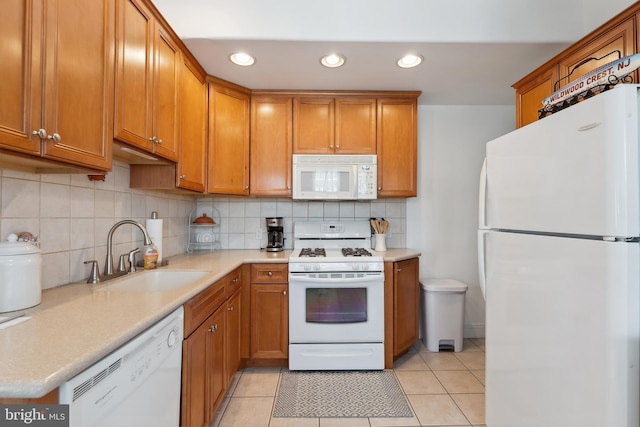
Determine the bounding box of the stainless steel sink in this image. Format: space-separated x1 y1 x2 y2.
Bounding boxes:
98 270 210 292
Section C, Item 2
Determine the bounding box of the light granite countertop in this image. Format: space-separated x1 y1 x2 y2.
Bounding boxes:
0 248 420 398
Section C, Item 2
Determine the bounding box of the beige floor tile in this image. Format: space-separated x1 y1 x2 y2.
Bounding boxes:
269 416 320 427
419 351 467 371
395 370 447 395
471 369 485 385
461 339 482 352
369 414 421 426
393 351 430 370
407 394 470 426
451 393 485 425
233 369 281 397
433 371 485 394
454 352 485 371
217 396 274 427
319 418 371 426
468 338 485 351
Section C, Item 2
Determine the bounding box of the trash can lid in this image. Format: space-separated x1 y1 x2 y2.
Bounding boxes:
421 279 468 292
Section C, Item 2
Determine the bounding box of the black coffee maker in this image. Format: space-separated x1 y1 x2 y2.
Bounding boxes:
266 217 284 252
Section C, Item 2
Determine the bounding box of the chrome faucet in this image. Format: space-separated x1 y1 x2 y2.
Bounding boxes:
104 220 153 276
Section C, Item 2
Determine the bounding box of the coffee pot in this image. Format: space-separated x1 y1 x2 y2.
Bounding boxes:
265 217 284 252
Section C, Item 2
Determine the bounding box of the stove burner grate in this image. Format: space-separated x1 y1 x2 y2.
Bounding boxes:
299 248 326 257
341 248 372 257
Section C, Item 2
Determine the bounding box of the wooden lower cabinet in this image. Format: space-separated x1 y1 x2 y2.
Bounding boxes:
250 264 289 362
181 304 225 427
180 268 242 427
384 257 420 366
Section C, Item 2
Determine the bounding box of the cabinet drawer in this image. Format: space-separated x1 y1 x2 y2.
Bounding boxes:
224 268 242 298
251 264 288 283
183 281 226 337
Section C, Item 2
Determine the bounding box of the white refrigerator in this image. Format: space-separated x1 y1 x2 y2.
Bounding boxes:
478 84 640 427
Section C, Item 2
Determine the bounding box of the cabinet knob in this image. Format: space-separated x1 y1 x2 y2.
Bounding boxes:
329 145 334 149
228 306 234 312
156 138 163 145
377 187 382 191
149 136 156 142
47 133 61 143
336 144 341 149
208 324 218 333
232 277 239 283
283 290 287 296
397 268 402 272
179 175 186 179
245 185 249 190
32 129 47 139
267 271 273 277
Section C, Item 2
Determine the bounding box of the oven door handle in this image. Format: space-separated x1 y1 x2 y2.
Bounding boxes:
288 275 383 284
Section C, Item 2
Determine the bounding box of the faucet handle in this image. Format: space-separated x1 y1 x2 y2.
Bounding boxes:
84 260 101 284
128 248 140 272
117 254 127 273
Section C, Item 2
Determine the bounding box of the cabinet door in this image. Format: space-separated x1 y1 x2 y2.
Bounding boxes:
393 258 419 356
206 305 226 423
208 84 250 195
293 97 335 154
250 284 288 359
151 25 180 161
177 57 206 192
181 318 209 427
559 17 635 86
377 98 418 197
114 0 154 151
41 0 113 170
225 288 242 385
0 0 42 154
335 98 376 154
514 66 558 128
250 96 293 196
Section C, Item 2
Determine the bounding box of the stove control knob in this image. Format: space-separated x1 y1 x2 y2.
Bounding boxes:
362 263 370 271
351 263 360 270
304 264 312 271
312 264 321 271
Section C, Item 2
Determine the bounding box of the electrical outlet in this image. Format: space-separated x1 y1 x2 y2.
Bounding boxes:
255 228 262 240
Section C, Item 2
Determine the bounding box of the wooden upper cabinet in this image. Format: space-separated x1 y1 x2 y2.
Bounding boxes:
114 0 180 161
293 96 376 154
559 17 635 87
376 98 418 197
335 98 377 154
208 82 250 195
514 66 558 128
293 97 335 154
0 0 113 171
514 5 640 128
250 96 293 196
177 56 207 192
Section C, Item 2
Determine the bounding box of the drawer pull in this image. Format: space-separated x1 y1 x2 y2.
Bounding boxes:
267 271 273 277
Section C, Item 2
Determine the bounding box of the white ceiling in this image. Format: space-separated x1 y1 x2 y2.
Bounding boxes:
152 0 635 105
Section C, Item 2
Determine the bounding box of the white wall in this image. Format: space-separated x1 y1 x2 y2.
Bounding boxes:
407 105 515 338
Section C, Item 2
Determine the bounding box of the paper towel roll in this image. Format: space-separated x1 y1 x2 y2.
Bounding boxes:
146 217 163 263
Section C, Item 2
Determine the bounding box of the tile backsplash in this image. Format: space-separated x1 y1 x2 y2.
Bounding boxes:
0 162 195 289
0 161 407 289
195 198 406 250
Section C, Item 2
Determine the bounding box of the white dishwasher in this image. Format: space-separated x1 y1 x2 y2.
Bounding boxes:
59 306 184 427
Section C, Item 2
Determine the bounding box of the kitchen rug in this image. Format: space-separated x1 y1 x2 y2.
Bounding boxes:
272 370 413 418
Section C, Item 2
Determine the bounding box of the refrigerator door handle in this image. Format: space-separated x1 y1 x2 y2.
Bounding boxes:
478 157 488 229
477 229 487 300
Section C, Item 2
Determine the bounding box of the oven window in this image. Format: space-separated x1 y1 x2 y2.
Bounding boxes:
305 288 367 323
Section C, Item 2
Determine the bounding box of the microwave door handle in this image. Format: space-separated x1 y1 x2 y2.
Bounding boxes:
288 275 382 284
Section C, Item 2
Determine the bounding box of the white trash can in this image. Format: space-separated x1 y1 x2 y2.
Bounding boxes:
420 279 468 352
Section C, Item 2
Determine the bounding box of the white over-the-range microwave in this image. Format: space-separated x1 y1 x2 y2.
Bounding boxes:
292 154 377 200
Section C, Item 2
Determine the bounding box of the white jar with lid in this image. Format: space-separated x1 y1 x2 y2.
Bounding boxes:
0 234 42 313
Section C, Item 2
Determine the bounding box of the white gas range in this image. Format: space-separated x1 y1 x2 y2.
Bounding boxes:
288 221 385 371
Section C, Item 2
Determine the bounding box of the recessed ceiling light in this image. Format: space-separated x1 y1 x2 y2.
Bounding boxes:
397 54 423 68
321 53 345 68
229 52 255 66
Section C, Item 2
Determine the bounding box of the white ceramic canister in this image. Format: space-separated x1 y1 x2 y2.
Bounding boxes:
0 235 42 313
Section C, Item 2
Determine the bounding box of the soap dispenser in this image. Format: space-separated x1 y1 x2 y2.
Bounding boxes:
143 241 159 270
